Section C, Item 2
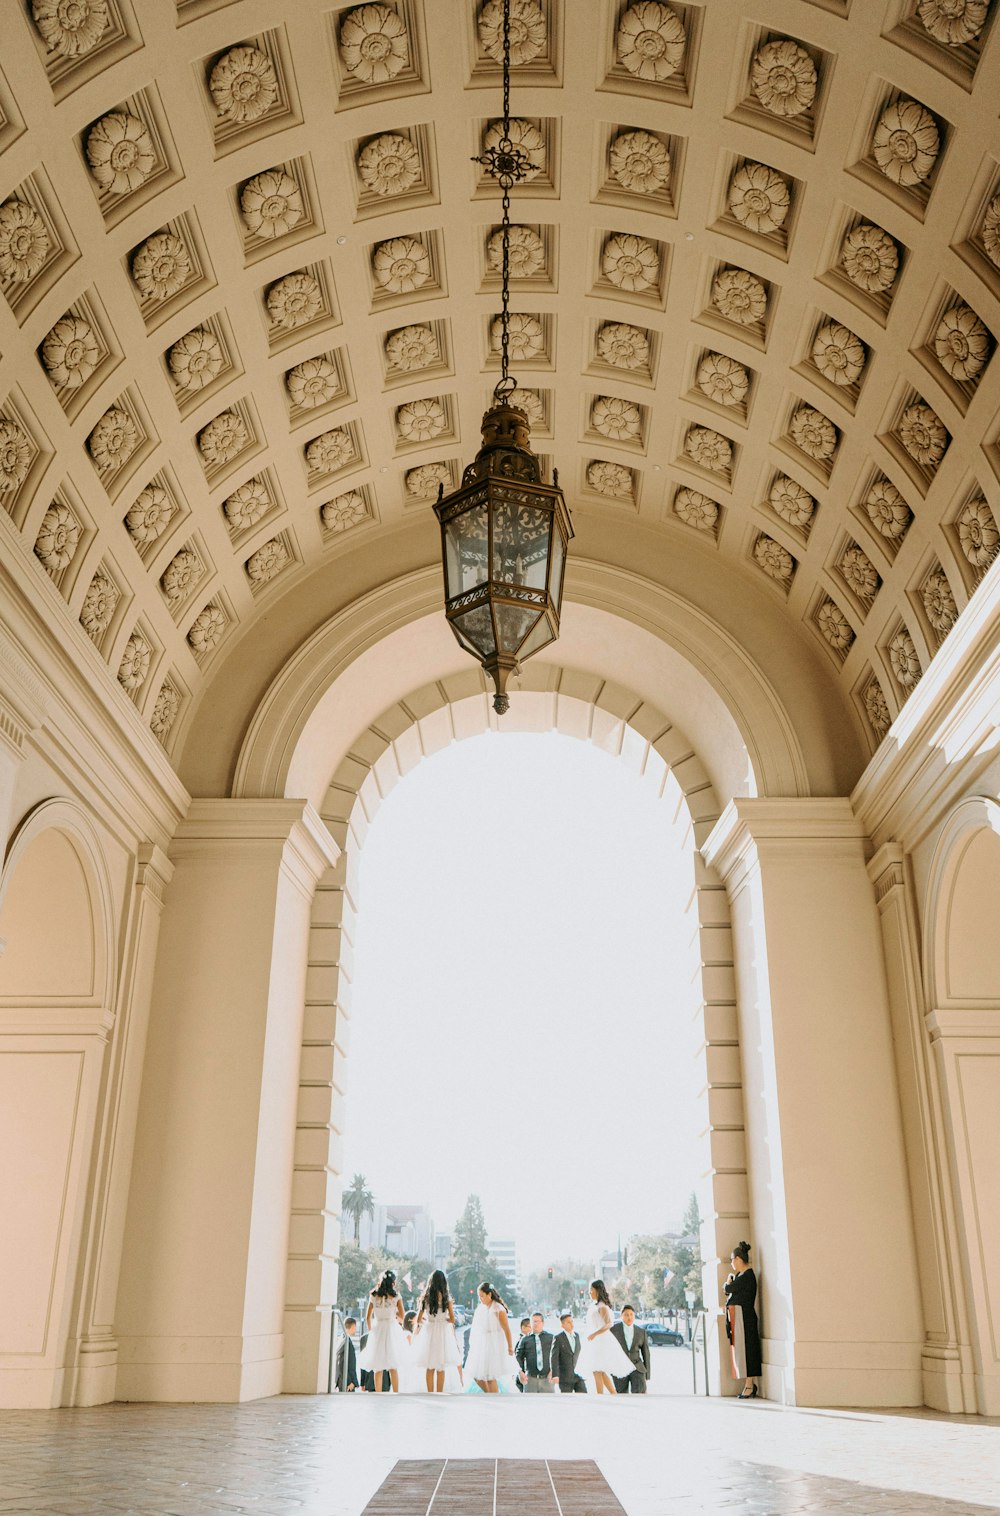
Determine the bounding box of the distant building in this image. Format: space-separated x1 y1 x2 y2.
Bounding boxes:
342 1202 435 1262
488 1237 520 1294
594 1249 621 1283
433 1232 452 1273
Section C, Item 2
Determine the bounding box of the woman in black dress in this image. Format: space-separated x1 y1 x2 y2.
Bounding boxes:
724 1240 761 1399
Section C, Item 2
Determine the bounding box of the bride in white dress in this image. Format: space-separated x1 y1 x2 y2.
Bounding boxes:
357 1269 406 1393
463 1282 517 1393
411 1269 463 1394
576 1279 634 1395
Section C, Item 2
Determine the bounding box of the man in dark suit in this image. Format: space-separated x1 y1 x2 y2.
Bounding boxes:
515 1312 555 1392
515 1317 531 1392
335 1317 360 1391
611 1304 650 1393
551 1312 587 1393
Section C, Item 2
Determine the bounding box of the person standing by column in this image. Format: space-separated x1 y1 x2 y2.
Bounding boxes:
335 1317 360 1391
724 1241 762 1399
610 1304 650 1393
551 1312 587 1393
576 1280 634 1395
515 1312 555 1392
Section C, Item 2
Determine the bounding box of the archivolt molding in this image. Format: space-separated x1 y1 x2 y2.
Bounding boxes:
232 559 811 806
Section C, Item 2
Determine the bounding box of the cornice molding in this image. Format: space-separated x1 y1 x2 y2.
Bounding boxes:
172 799 339 884
704 797 867 892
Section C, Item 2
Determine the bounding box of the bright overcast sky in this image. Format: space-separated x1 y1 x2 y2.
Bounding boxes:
344 728 706 1275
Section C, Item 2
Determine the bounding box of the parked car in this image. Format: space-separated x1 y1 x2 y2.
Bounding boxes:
641 1322 685 1346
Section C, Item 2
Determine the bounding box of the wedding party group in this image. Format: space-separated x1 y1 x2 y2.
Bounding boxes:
336 1270 653 1396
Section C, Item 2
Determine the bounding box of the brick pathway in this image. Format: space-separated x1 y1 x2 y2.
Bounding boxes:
360 1459 626 1514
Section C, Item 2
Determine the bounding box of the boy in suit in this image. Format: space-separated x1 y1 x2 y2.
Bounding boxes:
515 1312 555 1391
335 1317 360 1391
551 1311 587 1393
610 1304 650 1393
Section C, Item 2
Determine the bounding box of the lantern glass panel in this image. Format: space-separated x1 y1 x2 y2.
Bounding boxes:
491 500 550 590
444 500 488 599
494 603 542 656
452 602 495 657
517 612 556 662
548 523 566 605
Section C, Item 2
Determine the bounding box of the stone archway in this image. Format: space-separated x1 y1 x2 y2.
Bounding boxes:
282 663 750 1398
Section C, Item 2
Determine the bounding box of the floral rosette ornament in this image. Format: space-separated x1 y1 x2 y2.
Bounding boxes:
817 600 853 652
169 328 223 392
789 407 836 462
864 479 911 541
616 2 686 81
609 130 670 195
241 170 303 240
32 0 108 56
267 272 322 330
287 357 340 409
587 461 633 498
728 162 790 236
841 223 898 294
922 569 958 635
872 99 939 188
89 407 138 472
199 411 248 467
696 353 749 408
34 509 80 579
864 678 891 737
0 199 50 284
957 497 999 569
712 268 766 326
246 537 289 586
478 0 545 66
490 313 544 361
209 46 278 126
339 4 409 85
889 629 921 689
916 0 987 46
161 548 200 602
674 489 718 531
602 233 659 293
41 315 99 388
507 389 544 427
898 403 947 468
321 491 369 532
406 462 451 497
769 475 815 529
131 232 191 302
934 305 990 382
117 632 151 693
487 226 545 278
597 322 649 371
385 325 438 371
750 39 816 119
684 426 731 474
223 478 270 532
80 573 119 641
358 134 420 197
481 118 545 179
591 396 641 442
187 603 227 656
0 420 32 492
840 544 879 600
397 397 446 443
981 195 1000 269
811 322 865 386
753 535 793 583
307 428 354 474
125 485 173 546
86 112 155 197
151 682 180 742
373 236 431 294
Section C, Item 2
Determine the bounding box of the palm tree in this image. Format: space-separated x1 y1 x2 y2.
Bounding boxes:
342 1172 375 1241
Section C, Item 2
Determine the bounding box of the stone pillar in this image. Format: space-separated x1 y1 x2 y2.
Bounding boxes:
0 645 46 855
705 798 924 1407
115 800 338 1403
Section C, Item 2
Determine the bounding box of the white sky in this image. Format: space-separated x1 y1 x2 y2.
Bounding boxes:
343 728 706 1275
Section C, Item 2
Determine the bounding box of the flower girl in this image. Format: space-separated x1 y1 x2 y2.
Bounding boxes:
576 1279 634 1395
411 1269 463 1393
357 1269 406 1393
463 1281 517 1393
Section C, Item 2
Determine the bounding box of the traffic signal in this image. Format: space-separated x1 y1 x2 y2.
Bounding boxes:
547 1266 553 1279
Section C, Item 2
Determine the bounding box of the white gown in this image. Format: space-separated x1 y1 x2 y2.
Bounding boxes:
463 1301 517 1383
411 1308 463 1371
357 1297 406 1373
575 1303 635 1379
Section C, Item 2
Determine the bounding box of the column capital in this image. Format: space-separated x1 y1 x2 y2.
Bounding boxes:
867 841 907 905
171 799 340 894
135 843 174 909
704 797 867 886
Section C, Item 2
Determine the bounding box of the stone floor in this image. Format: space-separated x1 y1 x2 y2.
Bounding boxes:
0 1393 998 1516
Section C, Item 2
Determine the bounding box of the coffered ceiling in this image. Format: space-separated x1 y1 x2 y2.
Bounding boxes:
2 0 1000 764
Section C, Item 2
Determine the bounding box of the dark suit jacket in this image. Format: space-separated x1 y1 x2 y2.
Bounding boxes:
550 1330 582 1383
611 1322 651 1380
336 1334 359 1389
515 1330 554 1377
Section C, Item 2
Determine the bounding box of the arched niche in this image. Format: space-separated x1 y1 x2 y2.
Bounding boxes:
925 795 1000 1009
0 831 96 1002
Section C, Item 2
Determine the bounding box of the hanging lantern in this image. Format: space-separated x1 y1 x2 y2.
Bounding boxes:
433 0 572 715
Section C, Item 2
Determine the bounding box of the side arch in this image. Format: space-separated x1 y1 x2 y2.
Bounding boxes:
281 664 750 1398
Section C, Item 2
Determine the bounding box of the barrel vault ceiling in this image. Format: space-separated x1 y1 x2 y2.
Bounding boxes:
2 0 1000 764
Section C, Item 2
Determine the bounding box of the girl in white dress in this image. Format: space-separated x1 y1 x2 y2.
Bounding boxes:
411 1269 463 1393
463 1281 517 1393
357 1269 406 1393
576 1279 634 1395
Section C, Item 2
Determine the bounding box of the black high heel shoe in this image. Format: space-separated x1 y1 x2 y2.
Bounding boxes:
738 1384 758 1399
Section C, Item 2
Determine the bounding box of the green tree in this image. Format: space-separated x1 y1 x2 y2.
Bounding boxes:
341 1172 375 1241
336 1240 373 1309
449 1194 491 1307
